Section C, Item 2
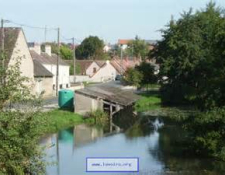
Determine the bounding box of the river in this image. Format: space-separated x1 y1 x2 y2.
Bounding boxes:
40 117 225 175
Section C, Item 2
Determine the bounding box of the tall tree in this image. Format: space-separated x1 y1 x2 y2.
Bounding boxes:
75 36 104 59
154 2 225 109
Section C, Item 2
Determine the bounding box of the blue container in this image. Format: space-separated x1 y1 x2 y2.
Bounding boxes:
58 89 74 109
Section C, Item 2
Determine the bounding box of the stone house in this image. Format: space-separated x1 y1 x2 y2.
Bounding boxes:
0 27 35 90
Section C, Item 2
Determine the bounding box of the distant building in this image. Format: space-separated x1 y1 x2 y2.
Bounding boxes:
66 60 118 83
103 44 111 53
118 39 132 50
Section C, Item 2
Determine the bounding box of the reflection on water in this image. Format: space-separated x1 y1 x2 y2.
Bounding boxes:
41 117 225 175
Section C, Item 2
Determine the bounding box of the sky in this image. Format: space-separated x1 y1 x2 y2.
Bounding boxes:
0 0 225 44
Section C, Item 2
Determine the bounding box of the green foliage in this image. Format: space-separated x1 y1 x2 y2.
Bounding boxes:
60 45 73 60
184 107 225 160
135 61 158 86
135 92 161 112
0 58 32 110
123 68 143 87
88 109 108 127
128 36 148 60
76 36 104 59
69 63 81 75
37 109 89 134
0 58 46 174
154 2 225 109
0 111 46 174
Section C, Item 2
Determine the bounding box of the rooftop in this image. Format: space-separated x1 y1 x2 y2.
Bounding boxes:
33 60 53 77
76 84 140 106
30 50 68 66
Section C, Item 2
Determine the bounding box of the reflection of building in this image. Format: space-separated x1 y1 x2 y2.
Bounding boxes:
73 124 103 147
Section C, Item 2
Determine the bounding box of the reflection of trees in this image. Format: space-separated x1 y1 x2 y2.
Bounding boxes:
125 116 155 138
113 106 137 131
149 125 225 174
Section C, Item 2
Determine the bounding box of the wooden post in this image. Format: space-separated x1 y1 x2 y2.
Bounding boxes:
109 104 113 132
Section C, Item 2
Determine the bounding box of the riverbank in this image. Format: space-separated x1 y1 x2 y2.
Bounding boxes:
36 109 93 136
135 90 162 112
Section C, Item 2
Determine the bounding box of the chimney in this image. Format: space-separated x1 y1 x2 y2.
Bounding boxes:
45 45 52 56
29 43 41 55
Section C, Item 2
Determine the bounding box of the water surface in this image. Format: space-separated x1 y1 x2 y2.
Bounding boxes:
41 118 225 175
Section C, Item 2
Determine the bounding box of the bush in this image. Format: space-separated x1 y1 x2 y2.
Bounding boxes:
123 68 143 87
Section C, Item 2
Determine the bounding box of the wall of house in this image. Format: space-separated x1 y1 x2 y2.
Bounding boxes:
86 62 100 76
34 77 54 97
9 30 35 90
90 62 117 82
74 93 103 115
43 64 70 89
70 75 91 83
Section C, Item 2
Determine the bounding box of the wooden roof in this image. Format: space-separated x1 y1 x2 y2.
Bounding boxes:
75 85 140 106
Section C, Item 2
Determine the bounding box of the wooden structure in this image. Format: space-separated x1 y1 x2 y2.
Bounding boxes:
74 85 140 132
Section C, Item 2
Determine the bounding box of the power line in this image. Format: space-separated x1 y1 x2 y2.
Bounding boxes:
6 19 57 31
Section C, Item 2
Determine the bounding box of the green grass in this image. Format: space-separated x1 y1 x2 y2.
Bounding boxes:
36 109 93 136
135 91 162 112
142 84 161 89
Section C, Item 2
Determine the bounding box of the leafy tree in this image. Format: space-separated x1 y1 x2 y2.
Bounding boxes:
123 68 143 87
75 36 104 59
60 45 73 60
128 36 148 60
154 2 225 161
135 62 158 87
154 2 225 109
0 57 46 174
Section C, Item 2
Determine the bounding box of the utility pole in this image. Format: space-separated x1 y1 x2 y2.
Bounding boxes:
72 37 76 83
1 19 5 69
120 45 123 75
44 25 47 43
56 28 60 96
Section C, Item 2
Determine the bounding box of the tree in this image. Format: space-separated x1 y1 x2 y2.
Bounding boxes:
123 68 143 87
42 42 73 60
128 36 148 60
0 57 46 174
153 2 225 161
75 36 104 59
153 2 225 109
135 62 158 87
60 45 73 60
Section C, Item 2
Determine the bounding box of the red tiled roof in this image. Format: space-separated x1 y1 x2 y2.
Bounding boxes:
118 39 133 45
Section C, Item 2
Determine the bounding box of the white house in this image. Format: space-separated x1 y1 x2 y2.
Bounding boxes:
69 60 118 83
33 60 54 97
29 44 70 92
90 60 117 82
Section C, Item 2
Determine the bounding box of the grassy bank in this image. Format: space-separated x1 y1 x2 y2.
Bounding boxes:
135 91 162 112
37 109 93 136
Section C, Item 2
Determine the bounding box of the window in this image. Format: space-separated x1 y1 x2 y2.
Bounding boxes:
60 84 63 89
93 67 97 73
53 84 55 90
